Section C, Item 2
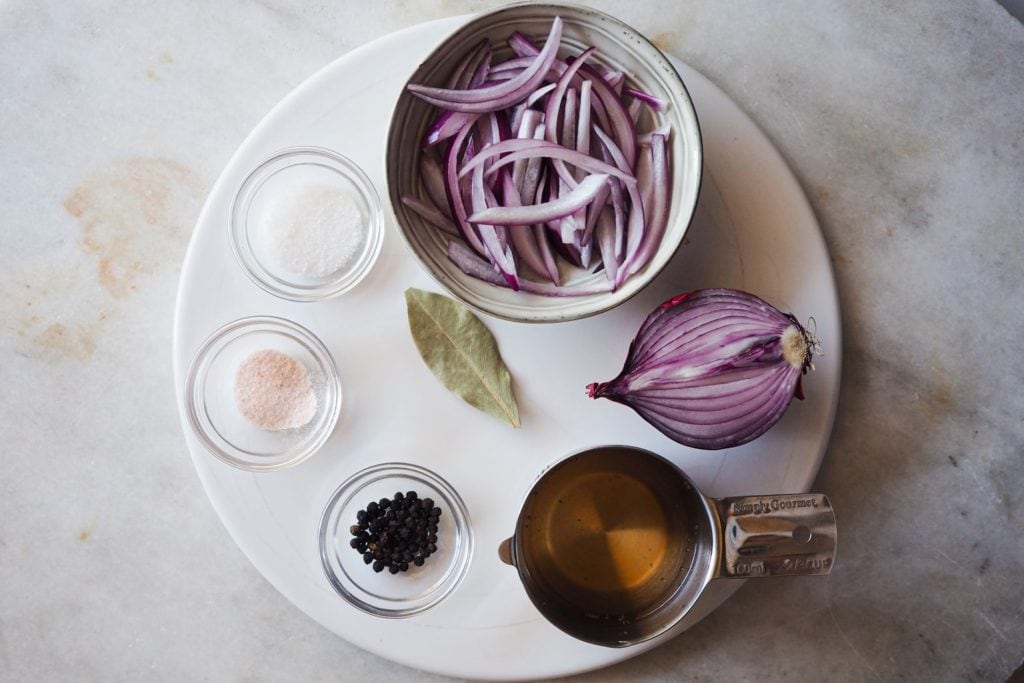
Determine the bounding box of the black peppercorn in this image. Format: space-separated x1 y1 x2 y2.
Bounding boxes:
349 492 444 575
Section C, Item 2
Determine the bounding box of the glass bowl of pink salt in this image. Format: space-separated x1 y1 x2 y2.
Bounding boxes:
184 316 342 470
231 147 385 302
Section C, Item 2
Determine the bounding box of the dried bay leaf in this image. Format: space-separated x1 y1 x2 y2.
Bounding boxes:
404 287 520 428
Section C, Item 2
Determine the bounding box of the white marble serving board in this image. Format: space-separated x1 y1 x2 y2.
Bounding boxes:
172 15 839 681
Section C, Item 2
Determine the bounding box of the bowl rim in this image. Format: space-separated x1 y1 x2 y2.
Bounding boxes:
385 1 703 323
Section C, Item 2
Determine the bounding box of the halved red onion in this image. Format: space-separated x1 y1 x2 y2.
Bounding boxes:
587 289 818 449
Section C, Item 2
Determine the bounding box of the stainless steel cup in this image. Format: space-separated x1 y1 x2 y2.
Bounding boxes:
499 445 837 647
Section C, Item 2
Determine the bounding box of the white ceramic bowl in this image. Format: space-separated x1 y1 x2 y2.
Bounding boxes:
386 3 702 323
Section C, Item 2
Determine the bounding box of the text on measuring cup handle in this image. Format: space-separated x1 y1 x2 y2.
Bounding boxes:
716 493 837 578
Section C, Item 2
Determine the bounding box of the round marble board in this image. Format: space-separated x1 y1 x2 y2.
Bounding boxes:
172 14 841 682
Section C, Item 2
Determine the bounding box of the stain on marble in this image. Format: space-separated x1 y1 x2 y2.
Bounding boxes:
2 158 202 364
650 31 679 53
78 529 91 542
920 364 954 421
2 273 108 363
144 52 174 83
64 158 202 298
33 323 96 363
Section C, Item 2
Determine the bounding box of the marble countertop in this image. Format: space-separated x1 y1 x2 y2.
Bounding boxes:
2 1 1021 680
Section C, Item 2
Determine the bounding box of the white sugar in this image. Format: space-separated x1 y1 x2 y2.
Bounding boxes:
262 184 365 279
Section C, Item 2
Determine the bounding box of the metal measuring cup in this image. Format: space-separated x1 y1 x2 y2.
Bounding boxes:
498 445 837 647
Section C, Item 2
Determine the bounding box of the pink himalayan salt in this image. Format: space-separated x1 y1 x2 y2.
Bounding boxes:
234 349 317 431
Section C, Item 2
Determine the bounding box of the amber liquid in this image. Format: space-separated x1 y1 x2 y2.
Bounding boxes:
519 448 695 618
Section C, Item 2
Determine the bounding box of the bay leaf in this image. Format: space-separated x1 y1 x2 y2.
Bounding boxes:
404 287 520 428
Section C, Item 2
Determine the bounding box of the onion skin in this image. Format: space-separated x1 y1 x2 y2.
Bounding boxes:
587 289 816 450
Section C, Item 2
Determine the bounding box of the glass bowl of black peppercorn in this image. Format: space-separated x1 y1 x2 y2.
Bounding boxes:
319 462 473 617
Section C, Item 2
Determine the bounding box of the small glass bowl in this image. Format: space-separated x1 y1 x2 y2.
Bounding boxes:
184 316 342 470
319 463 473 617
231 147 384 301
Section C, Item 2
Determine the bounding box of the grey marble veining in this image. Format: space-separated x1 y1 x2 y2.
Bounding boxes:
1 1 1021 680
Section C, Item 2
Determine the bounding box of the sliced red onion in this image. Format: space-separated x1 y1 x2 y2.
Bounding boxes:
525 82 556 107
446 40 488 89
638 124 672 146
624 87 665 111
406 18 563 112
580 177 609 247
576 81 592 159
627 98 643 124
534 223 560 285
587 289 817 450
593 126 645 286
469 173 610 226
605 71 625 93
401 196 459 236
423 110 474 147
519 124 546 203
499 172 548 279
594 207 618 284
419 153 451 218
625 133 669 278
473 143 636 185
457 138 563 178
407 17 673 297
444 117 486 256
471 164 519 289
449 241 611 296
544 48 596 147
511 109 542 189
507 35 627 164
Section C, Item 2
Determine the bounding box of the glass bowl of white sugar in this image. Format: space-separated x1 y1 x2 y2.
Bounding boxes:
184 316 342 470
231 147 384 301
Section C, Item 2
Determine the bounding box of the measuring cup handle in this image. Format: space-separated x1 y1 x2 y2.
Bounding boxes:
713 493 837 578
